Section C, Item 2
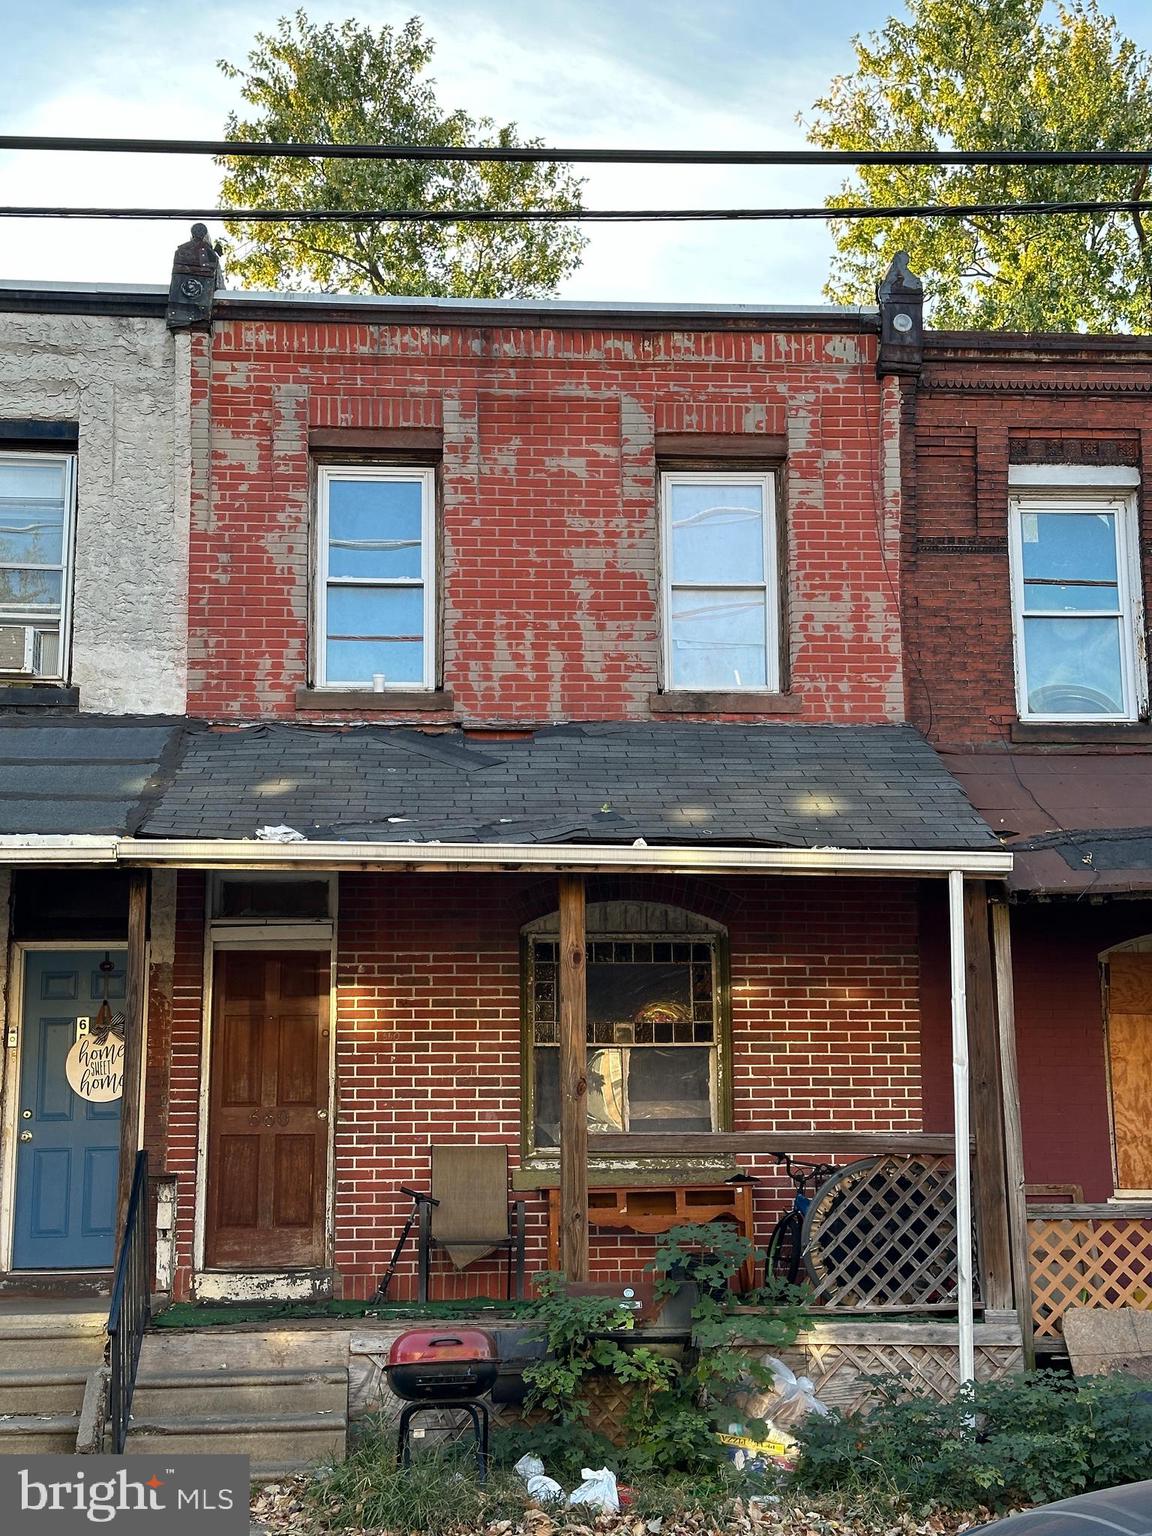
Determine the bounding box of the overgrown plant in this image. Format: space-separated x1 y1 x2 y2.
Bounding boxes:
792 1370 1152 1512
629 1223 810 1470
522 1228 809 1474
521 1272 680 1426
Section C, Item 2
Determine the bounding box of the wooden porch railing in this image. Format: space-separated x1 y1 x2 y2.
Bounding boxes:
1027 1204 1152 1341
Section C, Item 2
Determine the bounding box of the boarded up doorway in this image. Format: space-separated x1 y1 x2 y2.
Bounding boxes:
1108 952 1152 1193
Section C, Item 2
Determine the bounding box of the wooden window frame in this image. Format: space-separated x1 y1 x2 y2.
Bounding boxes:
520 922 734 1170
313 464 437 691
660 469 780 693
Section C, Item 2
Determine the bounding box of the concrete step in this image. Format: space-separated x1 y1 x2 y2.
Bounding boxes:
125 1411 345 1468
131 1367 347 1418
0 1323 106 1369
0 1368 89 1414
0 1413 80 1454
138 1329 347 1373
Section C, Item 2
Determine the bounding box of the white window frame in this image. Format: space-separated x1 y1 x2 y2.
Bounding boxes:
0 450 77 683
1009 488 1146 723
660 470 779 693
313 464 436 690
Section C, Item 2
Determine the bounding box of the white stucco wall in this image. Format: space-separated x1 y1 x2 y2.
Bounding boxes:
0 311 189 714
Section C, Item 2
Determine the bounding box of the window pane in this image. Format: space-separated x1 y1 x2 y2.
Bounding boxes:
587 1048 627 1133
0 569 63 610
1020 511 1117 584
325 638 424 685
0 471 65 564
327 478 423 580
670 588 767 688
587 961 692 1025
1023 616 1125 715
1023 581 1119 614
628 1047 713 1131
669 481 765 584
327 584 424 641
534 1050 560 1148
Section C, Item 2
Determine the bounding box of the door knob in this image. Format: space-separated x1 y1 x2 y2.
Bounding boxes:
19 1131 32 1142
316 1109 328 1120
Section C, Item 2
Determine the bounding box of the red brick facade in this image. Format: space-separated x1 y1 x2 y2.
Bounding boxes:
188 318 904 724
903 337 1152 1202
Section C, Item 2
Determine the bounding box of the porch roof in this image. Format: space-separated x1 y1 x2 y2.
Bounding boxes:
134 720 1000 853
0 717 1009 869
938 747 1152 894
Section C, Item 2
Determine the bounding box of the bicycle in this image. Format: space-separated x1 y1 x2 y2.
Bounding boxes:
763 1155 841 1286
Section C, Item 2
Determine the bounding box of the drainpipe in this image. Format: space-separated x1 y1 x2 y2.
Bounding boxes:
948 868 976 1388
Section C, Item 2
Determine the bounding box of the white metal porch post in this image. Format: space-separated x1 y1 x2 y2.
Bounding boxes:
948 868 976 1386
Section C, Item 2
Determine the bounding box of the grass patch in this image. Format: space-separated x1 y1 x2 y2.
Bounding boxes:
306 1442 540 1536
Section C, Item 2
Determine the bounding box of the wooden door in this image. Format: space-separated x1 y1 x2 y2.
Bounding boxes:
205 951 330 1269
1108 953 1152 1191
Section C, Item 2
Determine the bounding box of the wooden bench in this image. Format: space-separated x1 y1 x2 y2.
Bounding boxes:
544 1182 756 1292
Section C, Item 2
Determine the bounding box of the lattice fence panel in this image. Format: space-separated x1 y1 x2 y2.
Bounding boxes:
800 1340 1020 1416
805 1155 979 1309
1028 1218 1152 1339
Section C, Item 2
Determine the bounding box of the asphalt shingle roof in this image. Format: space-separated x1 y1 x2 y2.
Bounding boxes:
135 721 999 852
0 719 183 835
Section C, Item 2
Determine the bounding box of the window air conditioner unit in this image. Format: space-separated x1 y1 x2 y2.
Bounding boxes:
0 624 37 675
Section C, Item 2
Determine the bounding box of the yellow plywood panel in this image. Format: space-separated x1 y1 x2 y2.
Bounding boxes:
1109 954 1152 1014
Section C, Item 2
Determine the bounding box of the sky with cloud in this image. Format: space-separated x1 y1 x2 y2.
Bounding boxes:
4 0 1152 304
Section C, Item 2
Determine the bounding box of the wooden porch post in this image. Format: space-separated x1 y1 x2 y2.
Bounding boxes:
964 879 1014 1312
558 874 589 1281
115 870 149 1242
991 899 1036 1367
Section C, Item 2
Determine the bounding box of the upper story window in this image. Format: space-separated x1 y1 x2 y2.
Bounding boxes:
0 452 76 681
661 471 779 691
1009 488 1145 722
314 466 435 690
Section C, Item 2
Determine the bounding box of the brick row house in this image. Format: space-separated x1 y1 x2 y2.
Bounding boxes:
899 320 1152 1353
2 236 1100 1391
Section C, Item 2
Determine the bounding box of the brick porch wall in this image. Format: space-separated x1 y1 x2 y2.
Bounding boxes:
165 870 921 1302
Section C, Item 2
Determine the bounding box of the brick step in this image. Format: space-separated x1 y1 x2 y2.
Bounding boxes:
0 1367 89 1415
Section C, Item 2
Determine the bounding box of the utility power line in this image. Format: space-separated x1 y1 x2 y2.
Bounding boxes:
4 198 1152 223
6 134 1152 167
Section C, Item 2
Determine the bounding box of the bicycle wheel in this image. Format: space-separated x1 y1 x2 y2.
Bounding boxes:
764 1209 804 1285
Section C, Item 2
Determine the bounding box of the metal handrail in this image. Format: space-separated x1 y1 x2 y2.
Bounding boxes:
106 1150 150 1454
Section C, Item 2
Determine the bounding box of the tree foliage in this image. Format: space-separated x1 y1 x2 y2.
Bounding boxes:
806 0 1152 330
217 11 586 297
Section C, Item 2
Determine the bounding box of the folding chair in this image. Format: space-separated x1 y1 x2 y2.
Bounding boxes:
417 1145 527 1302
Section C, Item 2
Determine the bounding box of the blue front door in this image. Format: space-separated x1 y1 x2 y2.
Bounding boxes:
12 950 125 1269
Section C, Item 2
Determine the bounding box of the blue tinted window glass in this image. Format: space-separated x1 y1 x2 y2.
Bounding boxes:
669 482 765 584
328 478 423 580
1023 616 1125 716
325 638 424 685
326 585 424 641
1020 511 1117 585
670 588 767 689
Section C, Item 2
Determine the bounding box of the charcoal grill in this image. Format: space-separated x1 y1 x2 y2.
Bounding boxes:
386 1328 497 1476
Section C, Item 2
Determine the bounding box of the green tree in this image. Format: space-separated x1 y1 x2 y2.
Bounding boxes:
217 11 586 297
806 0 1152 330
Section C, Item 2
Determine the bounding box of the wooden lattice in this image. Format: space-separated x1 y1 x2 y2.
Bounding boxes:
804 1155 979 1309
1028 1217 1152 1339
795 1331 1021 1415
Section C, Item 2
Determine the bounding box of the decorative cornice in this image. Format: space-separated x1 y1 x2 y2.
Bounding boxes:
922 376 1152 395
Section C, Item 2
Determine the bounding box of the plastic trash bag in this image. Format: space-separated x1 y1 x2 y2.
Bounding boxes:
568 1468 620 1513
513 1454 565 1505
761 1355 829 1425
